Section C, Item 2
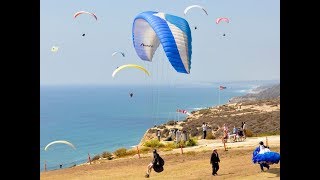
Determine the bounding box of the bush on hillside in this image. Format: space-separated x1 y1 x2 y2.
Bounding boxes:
185 138 198 146
205 131 215 139
114 148 127 158
101 151 113 160
92 154 100 161
143 139 165 148
167 120 176 126
148 128 157 133
245 129 253 137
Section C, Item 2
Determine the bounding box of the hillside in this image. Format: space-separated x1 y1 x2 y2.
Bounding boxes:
229 84 280 103
140 97 280 145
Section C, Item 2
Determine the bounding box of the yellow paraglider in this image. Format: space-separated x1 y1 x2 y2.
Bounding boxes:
44 140 76 151
51 46 59 53
112 64 150 78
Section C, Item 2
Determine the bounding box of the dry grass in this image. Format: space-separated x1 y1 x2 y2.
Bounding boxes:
41 144 280 180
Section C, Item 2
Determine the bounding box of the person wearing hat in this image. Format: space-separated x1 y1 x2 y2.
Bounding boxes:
210 148 220 176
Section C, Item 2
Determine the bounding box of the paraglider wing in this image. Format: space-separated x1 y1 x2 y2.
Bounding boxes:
112 64 150 77
112 51 125 57
74 11 98 20
184 5 208 16
132 11 192 74
252 147 280 164
51 46 59 52
216 17 229 24
44 140 76 151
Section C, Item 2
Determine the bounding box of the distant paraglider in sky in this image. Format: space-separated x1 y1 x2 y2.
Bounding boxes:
112 64 150 78
216 17 229 24
44 140 76 151
112 51 125 58
73 11 98 21
132 11 192 74
51 46 59 53
74 11 97 37
216 17 230 37
184 5 208 16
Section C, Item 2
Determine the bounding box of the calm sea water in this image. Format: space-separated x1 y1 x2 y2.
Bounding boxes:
40 81 278 171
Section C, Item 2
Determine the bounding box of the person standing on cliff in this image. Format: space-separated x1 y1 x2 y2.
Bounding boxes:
157 130 161 141
202 122 208 139
242 122 246 139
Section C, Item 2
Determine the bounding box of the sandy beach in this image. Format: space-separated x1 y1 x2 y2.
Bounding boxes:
40 135 280 179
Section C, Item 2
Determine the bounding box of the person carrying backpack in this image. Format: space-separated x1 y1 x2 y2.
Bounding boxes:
145 149 164 178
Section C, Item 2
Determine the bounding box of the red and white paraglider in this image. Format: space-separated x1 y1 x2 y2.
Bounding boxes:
73 11 98 20
216 17 230 37
73 11 98 37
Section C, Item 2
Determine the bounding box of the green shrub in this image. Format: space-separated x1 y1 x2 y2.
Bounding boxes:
126 149 137 156
164 142 178 149
185 138 197 147
177 140 185 148
92 154 100 161
139 146 151 153
114 148 127 158
143 139 165 148
101 151 113 160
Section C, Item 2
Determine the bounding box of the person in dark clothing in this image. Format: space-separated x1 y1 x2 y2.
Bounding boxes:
145 149 163 178
129 93 133 97
210 148 220 176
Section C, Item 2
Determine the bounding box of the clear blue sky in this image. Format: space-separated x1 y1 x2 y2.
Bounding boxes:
40 0 279 86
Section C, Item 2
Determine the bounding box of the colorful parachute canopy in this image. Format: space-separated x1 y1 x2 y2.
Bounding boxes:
132 11 192 74
44 140 76 151
216 17 229 24
112 64 150 78
51 46 59 52
112 51 125 57
176 109 191 115
184 5 208 16
74 11 97 20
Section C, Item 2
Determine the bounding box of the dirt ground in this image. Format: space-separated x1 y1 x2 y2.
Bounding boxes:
41 135 280 180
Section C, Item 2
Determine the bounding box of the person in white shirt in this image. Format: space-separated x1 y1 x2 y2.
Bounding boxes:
202 122 208 139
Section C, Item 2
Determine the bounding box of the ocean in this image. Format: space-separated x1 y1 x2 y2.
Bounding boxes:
40 80 278 171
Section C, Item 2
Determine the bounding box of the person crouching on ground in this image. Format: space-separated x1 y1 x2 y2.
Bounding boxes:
210 148 220 176
145 149 160 178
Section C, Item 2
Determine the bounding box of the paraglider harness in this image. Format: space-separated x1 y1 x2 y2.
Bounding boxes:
152 153 165 173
